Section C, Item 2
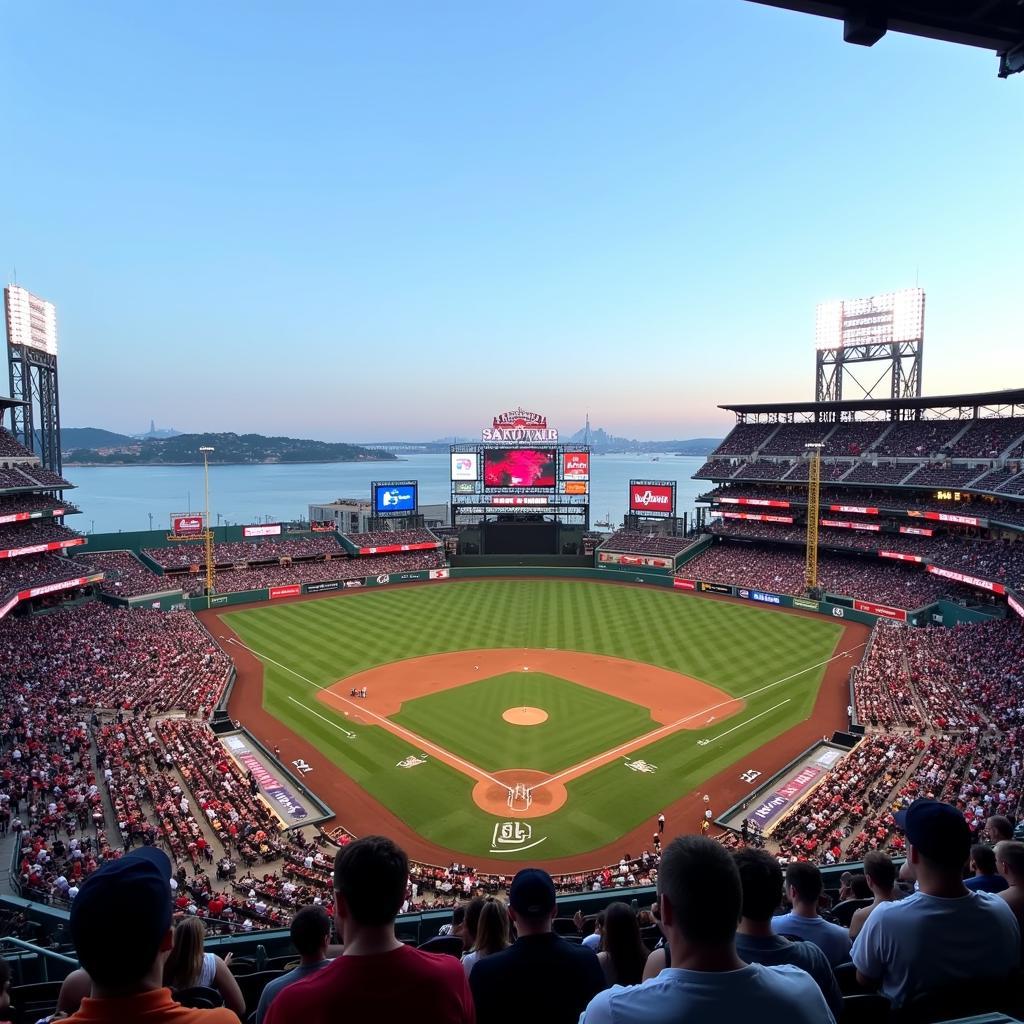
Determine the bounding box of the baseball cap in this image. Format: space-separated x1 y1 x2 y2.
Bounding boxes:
895 798 971 868
509 868 556 918
70 846 173 986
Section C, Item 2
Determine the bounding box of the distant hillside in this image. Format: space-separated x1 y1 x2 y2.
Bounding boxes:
62 427 137 450
63 431 397 466
566 425 722 455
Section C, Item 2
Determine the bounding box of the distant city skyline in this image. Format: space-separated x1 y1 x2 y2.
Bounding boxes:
3 2 1021 442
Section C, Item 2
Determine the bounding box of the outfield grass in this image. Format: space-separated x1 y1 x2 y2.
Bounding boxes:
225 579 845 860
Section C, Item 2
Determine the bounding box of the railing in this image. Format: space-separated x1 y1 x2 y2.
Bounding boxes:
0 937 78 984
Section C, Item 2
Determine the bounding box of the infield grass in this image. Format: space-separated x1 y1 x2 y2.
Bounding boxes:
224 579 846 860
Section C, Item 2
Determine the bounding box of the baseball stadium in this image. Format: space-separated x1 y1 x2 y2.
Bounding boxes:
4 2 1024 1020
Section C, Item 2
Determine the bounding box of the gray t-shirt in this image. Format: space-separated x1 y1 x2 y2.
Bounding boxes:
771 911 852 967
255 959 331 1024
736 932 842 1019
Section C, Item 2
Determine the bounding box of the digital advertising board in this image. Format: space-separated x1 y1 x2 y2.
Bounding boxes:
562 451 590 480
628 480 676 518
483 448 556 489
171 514 204 536
243 524 282 538
451 453 478 480
372 481 418 517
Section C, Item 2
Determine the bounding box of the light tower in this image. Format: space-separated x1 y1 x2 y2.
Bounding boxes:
199 446 216 605
805 442 825 593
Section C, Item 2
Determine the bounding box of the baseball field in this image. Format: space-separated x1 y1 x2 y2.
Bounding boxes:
215 578 857 864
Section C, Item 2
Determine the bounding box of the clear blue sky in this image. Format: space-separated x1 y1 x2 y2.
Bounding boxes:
2 2 1020 441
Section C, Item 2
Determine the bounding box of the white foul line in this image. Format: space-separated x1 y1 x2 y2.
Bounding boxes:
286 695 356 738
532 643 864 791
700 699 791 745
226 636 512 791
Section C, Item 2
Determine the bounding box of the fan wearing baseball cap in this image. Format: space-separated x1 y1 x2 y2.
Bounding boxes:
64 846 237 1023
851 798 1020 1008
469 868 605 1024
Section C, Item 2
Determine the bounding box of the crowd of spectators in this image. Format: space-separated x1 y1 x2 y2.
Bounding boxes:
343 529 440 548
782 460 854 483
710 422 779 457
759 423 834 456
144 535 342 569
903 463 992 489
20 465 75 488
0 553 97 597
0 427 35 458
79 550 175 597
730 460 794 481
0 519 82 550
693 459 739 480
599 530 698 558
0 493 79 518
838 462 917 485
873 420 966 457
945 417 1024 459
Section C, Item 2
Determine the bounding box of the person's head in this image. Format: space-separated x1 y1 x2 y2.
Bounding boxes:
987 815 1014 844
601 902 648 985
734 848 783 922
462 896 486 948
849 873 871 900
69 847 174 995
290 905 331 962
896 799 971 880
657 836 741 954
508 869 557 935
970 844 998 876
784 861 823 911
474 897 511 956
863 852 897 896
333 836 408 936
995 840 1024 883
164 916 208 989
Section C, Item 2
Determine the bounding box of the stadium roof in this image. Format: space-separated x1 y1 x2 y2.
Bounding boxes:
746 1 1024 76
0 395 27 412
721 387 1024 415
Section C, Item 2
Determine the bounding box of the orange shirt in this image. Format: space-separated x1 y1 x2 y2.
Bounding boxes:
65 987 238 1024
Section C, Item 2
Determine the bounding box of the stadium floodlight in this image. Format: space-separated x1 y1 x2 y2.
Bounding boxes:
200 447 216 606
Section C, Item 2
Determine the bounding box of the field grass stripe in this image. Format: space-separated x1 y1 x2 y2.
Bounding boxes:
700 699 792 745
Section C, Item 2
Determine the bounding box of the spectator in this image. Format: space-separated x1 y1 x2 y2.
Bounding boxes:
263 836 473 1024
851 799 1020 1008
470 868 604 1024
256 905 333 1024
596 902 649 988
965 844 1009 894
459 896 486 954
849 852 898 940
461 896 511 978
732 849 842 1020
163 917 246 1018
64 846 236 1023
580 836 834 1024
996 840 1024 946
582 911 604 951
987 815 1015 844
771 862 852 967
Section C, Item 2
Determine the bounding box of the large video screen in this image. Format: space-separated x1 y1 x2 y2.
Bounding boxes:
373 481 418 516
483 448 556 488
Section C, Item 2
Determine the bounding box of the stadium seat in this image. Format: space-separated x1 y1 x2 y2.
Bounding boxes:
235 970 285 1015
831 898 872 928
834 962 871 997
417 935 465 959
9 980 63 1024
264 955 300 972
228 956 257 975
839 993 890 1024
173 986 225 1009
552 917 578 936
899 976 1021 1024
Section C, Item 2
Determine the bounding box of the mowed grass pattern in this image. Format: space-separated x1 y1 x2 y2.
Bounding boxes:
391 672 657 774
225 580 846 859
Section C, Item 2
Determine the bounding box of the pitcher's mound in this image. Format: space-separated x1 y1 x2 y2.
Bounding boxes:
503 706 548 726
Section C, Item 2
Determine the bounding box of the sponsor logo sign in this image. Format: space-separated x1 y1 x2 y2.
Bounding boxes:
373 481 417 516
562 451 590 480
629 484 674 513
223 735 309 821
269 584 301 599
879 551 923 563
454 480 477 494
739 769 762 784
699 582 733 595
562 481 588 495
831 606 845 618
792 597 819 611
829 504 879 515
853 599 908 621
481 408 558 443
429 567 450 580
358 541 438 555
0 509 62 524
625 759 658 773
926 564 1005 594
243 524 282 537
397 754 428 768
291 758 313 775
907 510 982 527
305 581 341 594
490 495 549 506
490 820 545 853
748 590 782 605
750 794 790 825
0 537 85 559
674 577 696 590
343 580 364 588
376 574 391 585
899 525 933 536
718 497 790 508
451 453 479 480
1008 592 1024 620
720 511 794 524
24 574 101 599
172 515 204 535
821 518 880 532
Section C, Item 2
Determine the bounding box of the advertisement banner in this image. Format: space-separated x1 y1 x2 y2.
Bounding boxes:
792 597 820 612
736 588 783 605
0 594 19 620
699 582 733 595
907 510 982 527
879 551 923 563
0 508 65 525
828 505 879 515
562 481 588 495
172 515 204 535
926 564 1005 594
243 524 282 537
304 581 341 594
373 481 418 516
628 481 676 517
853 599 908 621
490 495 550 506
899 525 934 536
222 734 309 822
562 451 590 480
820 519 880 532
454 481 477 494
673 577 696 590
451 453 478 480
310 521 336 532
429 567 450 580
358 541 438 555
24 574 103 599
0 537 85 559
719 512 794 524
718 497 791 508
269 584 301 599
1009 593 1024 620
343 580 364 588
600 552 672 568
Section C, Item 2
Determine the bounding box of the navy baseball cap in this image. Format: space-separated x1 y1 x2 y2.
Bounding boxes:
895 799 971 868
509 868 556 917
70 846 173 986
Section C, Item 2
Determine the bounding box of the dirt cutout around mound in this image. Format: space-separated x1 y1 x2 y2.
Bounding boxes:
314 648 743 819
502 707 549 725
